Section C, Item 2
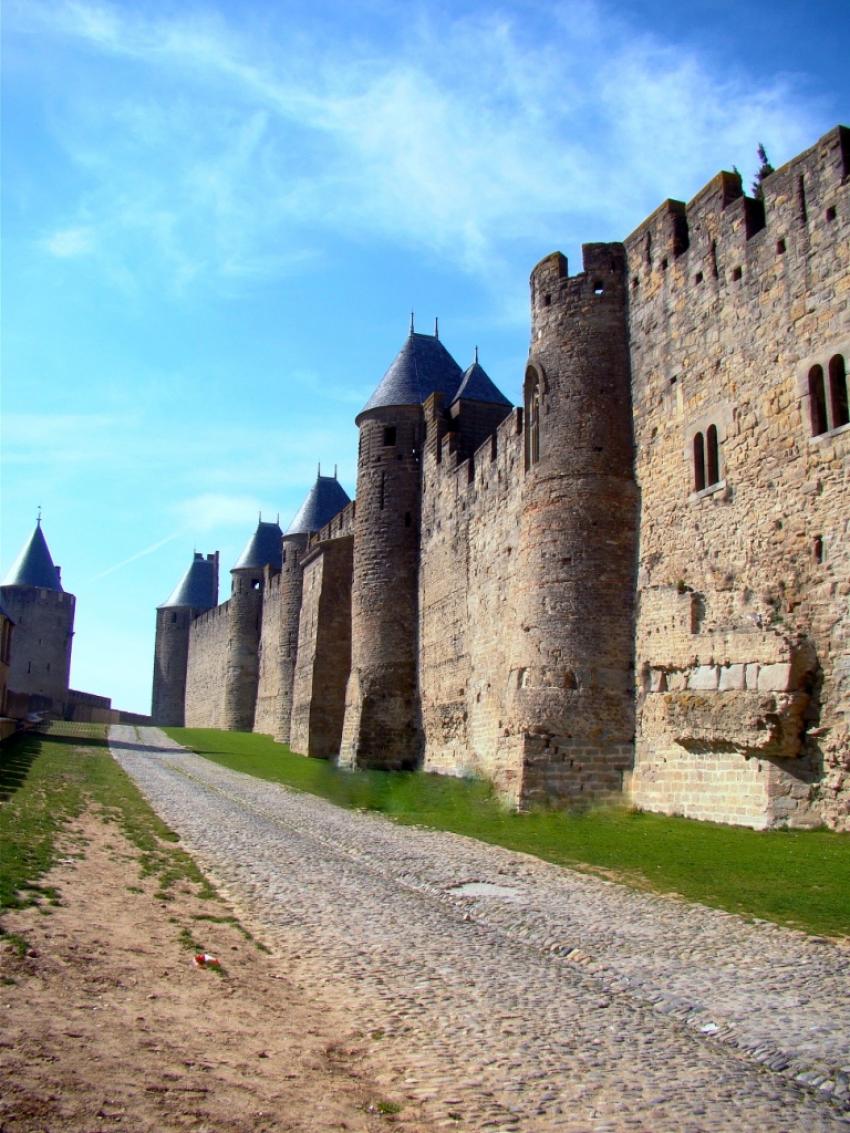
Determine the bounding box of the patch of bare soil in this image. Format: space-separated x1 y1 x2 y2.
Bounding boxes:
0 814 431 1132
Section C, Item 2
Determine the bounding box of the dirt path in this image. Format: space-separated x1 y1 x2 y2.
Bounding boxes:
0 811 431 1132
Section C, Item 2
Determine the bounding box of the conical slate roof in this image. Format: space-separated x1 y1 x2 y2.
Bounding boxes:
450 358 512 407
233 520 283 572
2 522 63 591
159 554 218 610
286 474 351 536
357 332 463 422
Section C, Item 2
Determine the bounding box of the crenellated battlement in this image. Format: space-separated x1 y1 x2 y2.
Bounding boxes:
154 124 850 830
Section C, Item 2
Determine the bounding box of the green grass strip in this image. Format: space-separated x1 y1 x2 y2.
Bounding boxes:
0 723 215 939
167 727 850 939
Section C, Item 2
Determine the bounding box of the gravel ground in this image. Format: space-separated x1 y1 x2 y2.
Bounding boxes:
110 725 850 1132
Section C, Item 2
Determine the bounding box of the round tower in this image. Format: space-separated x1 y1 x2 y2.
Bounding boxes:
511 245 638 805
276 471 351 743
0 519 75 714
151 552 219 726
224 519 282 732
340 327 463 769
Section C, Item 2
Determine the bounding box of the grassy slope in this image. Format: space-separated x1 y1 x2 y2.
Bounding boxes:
0 723 216 951
167 727 850 939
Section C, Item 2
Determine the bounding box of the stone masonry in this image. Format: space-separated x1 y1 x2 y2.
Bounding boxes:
152 125 850 830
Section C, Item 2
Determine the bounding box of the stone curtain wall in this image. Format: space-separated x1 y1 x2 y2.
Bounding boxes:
254 568 284 738
419 407 527 799
185 602 229 729
290 536 353 758
627 126 850 828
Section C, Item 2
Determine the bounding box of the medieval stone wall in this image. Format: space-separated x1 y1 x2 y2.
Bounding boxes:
290 536 353 757
419 406 527 798
185 602 229 729
627 125 850 828
0 586 75 708
254 568 283 737
151 607 193 726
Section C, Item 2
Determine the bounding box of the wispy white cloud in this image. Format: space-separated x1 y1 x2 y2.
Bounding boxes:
11 0 825 293
171 493 278 532
42 225 95 257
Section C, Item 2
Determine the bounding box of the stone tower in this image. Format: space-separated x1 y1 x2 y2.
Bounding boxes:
151 552 219 725
340 327 463 769
0 519 75 712
224 519 282 731
512 245 638 804
275 472 350 743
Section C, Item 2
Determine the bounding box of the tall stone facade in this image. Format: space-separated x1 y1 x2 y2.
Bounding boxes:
153 125 849 830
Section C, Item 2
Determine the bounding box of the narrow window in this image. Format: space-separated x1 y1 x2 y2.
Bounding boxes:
379 471 385 510
776 238 786 255
826 206 837 222
813 535 824 564
645 231 652 266
829 354 849 429
797 175 808 223
809 365 828 436
171 612 177 624
693 432 706 492
706 424 719 486
404 511 412 527
710 240 719 279
524 367 541 469
731 266 743 281
694 271 703 285
383 426 396 446
592 281 604 295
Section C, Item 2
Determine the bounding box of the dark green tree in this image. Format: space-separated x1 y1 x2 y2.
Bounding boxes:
751 144 774 198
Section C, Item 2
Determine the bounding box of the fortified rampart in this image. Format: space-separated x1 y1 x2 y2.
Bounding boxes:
153 126 849 830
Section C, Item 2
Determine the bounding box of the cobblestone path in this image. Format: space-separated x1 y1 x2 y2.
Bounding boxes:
110 726 850 1132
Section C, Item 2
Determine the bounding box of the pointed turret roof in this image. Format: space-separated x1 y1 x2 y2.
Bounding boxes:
159 553 218 610
286 474 351 537
233 519 283 572
2 521 63 591
450 356 511 407
357 331 463 423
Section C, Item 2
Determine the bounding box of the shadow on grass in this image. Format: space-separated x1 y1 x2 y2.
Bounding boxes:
0 735 42 801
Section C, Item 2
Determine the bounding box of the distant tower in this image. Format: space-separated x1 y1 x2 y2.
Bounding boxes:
151 552 219 725
224 520 282 731
0 518 75 712
447 351 513 459
276 471 350 743
512 246 638 803
340 327 463 769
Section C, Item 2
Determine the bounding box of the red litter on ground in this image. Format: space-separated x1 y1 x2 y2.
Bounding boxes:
193 953 221 969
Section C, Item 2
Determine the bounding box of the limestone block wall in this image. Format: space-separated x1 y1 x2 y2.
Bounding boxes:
627 125 850 828
419 406 526 798
185 602 229 729
254 568 283 737
290 536 353 758
151 607 193 726
0 586 75 708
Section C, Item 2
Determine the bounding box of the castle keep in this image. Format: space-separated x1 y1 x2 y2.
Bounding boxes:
152 126 850 830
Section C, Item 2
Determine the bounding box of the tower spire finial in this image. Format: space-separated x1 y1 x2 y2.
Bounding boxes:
36 505 42 526
410 310 414 335
434 316 439 340
334 464 338 479
318 461 321 477
475 345 479 364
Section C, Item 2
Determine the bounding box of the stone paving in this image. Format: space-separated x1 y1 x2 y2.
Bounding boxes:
109 726 850 1131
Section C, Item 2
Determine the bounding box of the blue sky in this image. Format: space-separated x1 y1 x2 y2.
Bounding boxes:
2 0 849 714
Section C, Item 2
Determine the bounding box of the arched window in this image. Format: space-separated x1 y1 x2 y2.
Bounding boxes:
706 424 719 486
693 432 706 492
524 366 541 469
809 364 828 436
829 354 848 429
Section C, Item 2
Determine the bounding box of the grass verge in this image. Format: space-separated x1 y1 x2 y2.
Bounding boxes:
167 727 850 939
0 722 217 952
